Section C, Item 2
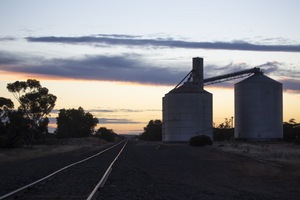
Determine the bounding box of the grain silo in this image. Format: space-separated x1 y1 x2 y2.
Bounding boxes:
162 57 213 142
234 72 283 140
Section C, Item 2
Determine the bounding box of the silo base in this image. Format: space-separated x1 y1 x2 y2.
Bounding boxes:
162 92 213 142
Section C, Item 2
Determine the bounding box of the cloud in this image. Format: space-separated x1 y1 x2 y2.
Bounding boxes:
49 108 151 126
0 37 16 42
255 62 300 90
98 118 143 124
96 34 142 39
0 52 186 85
48 117 56 125
48 116 143 127
282 79 300 92
0 51 24 65
203 63 249 88
0 50 299 92
88 108 160 113
26 35 300 52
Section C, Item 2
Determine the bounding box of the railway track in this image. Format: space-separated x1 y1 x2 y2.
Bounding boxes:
0 140 127 200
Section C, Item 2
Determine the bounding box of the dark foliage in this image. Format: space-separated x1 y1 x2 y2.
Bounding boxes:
96 127 117 142
213 128 234 141
283 119 300 144
56 107 98 138
0 97 30 147
217 117 233 129
6 79 56 145
0 97 14 110
139 120 162 141
189 135 213 146
0 97 14 123
0 110 31 148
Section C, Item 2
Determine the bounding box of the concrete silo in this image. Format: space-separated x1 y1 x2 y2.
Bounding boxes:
162 57 213 142
234 72 283 140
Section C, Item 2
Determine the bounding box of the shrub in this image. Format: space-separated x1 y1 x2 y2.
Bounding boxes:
97 127 116 142
189 135 212 146
294 137 300 145
213 128 234 141
139 120 162 141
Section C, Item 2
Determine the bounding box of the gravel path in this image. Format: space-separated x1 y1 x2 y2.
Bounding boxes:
97 141 300 200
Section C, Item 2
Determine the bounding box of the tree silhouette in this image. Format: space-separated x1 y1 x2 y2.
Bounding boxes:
283 118 300 143
96 127 116 142
213 117 234 141
0 97 31 147
139 119 162 141
7 79 57 144
0 97 14 120
56 107 98 138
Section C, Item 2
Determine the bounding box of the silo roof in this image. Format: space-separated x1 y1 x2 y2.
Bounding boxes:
235 72 282 85
168 82 210 94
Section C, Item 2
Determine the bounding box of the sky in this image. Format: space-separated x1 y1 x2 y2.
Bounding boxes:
0 0 299 134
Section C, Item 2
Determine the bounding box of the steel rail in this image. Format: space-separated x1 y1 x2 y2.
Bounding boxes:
87 140 128 200
245 155 282 168
0 140 126 200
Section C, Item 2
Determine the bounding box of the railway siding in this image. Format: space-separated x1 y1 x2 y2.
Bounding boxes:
0 141 126 200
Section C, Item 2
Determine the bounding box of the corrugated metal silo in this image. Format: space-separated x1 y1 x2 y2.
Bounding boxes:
162 58 213 142
234 72 283 140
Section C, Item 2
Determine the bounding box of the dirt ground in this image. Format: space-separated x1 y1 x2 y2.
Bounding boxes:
213 141 300 181
1 139 299 166
98 141 300 200
214 141 300 167
1 139 300 199
0 137 105 165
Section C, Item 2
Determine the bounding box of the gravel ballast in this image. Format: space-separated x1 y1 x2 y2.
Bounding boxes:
98 141 300 200
1 140 300 199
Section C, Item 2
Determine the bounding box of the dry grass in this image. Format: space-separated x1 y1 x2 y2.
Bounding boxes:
214 141 300 178
214 141 300 162
0 137 107 165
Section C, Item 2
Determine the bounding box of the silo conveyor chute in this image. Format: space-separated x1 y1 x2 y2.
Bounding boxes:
174 67 262 89
203 67 261 86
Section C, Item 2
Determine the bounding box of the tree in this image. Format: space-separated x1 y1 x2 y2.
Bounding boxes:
213 117 234 141
56 107 98 138
217 117 233 129
0 97 14 121
283 118 300 144
139 119 162 141
97 127 116 142
7 79 57 144
0 97 31 147
0 111 31 147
